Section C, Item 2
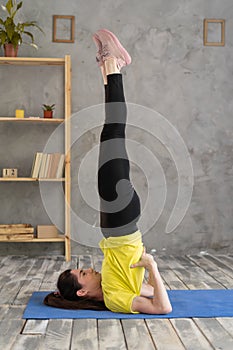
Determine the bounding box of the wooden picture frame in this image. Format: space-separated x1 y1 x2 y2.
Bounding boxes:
203 19 225 46
53 15 75 43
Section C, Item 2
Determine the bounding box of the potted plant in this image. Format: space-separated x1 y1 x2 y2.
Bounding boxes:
0 0 43 57
42 104 55 118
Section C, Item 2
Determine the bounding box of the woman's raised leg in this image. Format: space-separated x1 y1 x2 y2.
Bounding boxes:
93 29 141 237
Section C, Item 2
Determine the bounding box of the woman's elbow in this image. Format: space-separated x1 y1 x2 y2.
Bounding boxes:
161 304 172 314
155 304 172 315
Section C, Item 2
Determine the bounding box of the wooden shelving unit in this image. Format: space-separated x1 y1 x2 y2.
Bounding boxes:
0 56 71 261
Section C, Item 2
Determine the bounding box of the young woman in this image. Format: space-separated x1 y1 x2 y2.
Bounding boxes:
44 29 172 314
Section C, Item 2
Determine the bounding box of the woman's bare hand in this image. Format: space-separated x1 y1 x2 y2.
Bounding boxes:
130 247 157 270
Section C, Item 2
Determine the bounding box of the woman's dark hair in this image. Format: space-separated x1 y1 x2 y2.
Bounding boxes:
43 269 108 311
57 269 82 301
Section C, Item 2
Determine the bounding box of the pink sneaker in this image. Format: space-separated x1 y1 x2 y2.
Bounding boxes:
93 29 131 70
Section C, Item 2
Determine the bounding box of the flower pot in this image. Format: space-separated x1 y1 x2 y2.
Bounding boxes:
44 110 53 118
4 44 19 57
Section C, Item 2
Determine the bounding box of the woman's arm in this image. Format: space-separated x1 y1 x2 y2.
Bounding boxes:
131 248 172 314
140 282 154 297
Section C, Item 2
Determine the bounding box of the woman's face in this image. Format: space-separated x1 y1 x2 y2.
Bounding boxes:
71 268 102 295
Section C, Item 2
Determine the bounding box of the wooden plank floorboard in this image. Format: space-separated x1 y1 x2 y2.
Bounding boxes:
216 318 233 337
188 255 233 288
171 318 214 350
159 267 188 290
0 305 9 321
162 255 224 289
0 256 28 294
2 305 25 319
11 335 43 350
26 257 51 280
39 256 71 291
146 319 185 350
98 319 127 349
0 255 10 268
23 319 48 334
0 305 27 349
78 254 93 269
0 318 25 350
70 319 98 350
193 318 233 350
175 255 226 289
39 319 73 350
0 258 41 305
121 319 155 349
216 255 233 267
14 278 43 305
92 254 104 272
204 255 233 278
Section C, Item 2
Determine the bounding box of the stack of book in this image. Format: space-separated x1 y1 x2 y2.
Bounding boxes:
0 224 34 240
31 152 65 179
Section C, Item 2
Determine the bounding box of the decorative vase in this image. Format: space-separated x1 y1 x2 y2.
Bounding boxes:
4 44 19 57
44 110 53 118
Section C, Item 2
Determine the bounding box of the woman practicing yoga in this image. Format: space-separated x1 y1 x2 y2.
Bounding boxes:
45 29 172 314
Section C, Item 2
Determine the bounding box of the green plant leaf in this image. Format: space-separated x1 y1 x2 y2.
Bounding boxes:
0 30 7 46
22 21 44 33
5 17 15 40
23 31 34 42
0 18 5 26
11 31 21 47
0 5 7 12
16 1 23 11
30 42 38 49
42 104 55 111
16 22 23 33
11 1 22 18
5 0 13 16
32 23 44 34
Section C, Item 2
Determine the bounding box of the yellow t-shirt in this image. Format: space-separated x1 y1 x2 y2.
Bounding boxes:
99 230 145 313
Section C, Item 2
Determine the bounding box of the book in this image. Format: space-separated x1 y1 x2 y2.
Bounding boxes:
49 153 61 178
31 153 37 178
39 153 48 178
31 152 43 178
44 154 51 178
56 154 65 178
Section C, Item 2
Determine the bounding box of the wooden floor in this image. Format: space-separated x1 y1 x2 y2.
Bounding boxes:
0 253 233 350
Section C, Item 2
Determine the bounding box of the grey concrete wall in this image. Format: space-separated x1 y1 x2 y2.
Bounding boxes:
0 0 232 256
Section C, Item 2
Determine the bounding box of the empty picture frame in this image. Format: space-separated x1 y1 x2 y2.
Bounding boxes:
203 19 225 46
53 15 75 43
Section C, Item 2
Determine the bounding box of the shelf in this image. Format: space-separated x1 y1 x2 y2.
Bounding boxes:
0 117 64 123
0 178 65 182
0 234 66 242
0 57 66 66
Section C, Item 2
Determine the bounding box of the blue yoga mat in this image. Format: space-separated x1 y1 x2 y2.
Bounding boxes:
23 290 233 319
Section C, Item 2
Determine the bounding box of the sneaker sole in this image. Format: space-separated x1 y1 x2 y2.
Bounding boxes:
96 29 131 65
92 34 103 66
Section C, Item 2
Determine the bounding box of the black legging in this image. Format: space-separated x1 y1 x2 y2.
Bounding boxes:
98 73 141 238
